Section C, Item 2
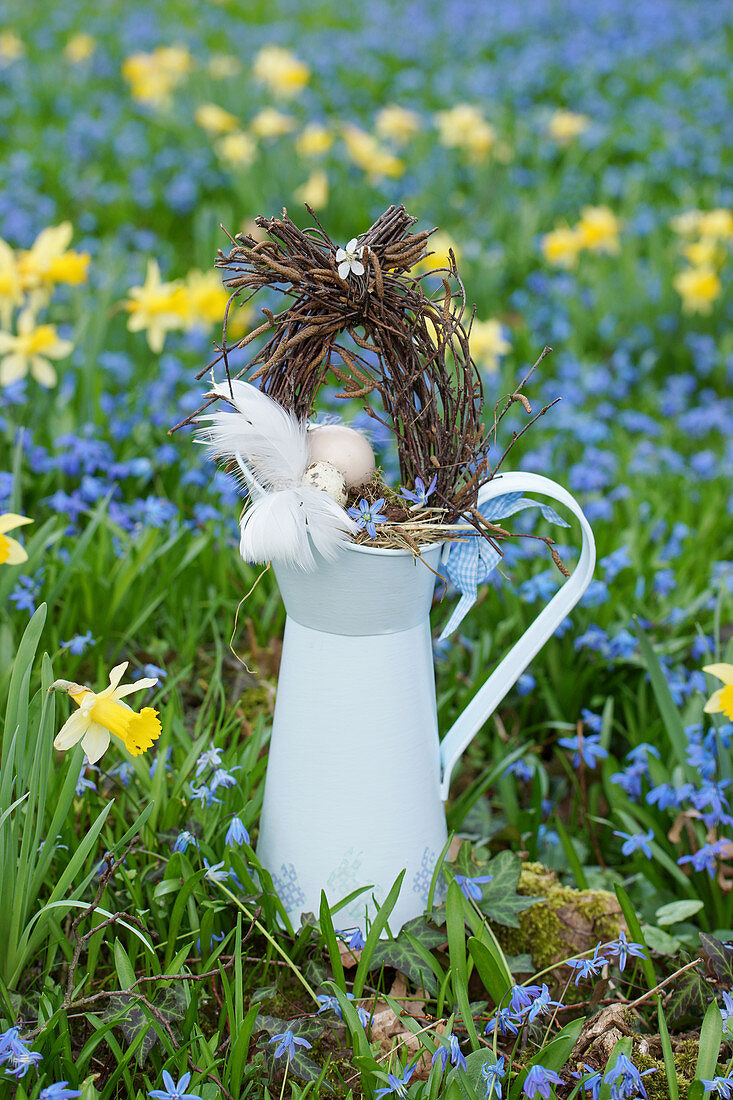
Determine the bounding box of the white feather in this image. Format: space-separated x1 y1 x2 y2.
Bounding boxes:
198 380 307 490
239 487 358 571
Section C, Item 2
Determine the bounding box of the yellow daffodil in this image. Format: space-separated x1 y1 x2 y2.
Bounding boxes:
16 222 90 298
469 318 511 372
547 110 590 144
703 664 733 721
252 45 310 97
250 108 296 139
122 47 191 106
215 130 257 168
0 513 32 565
294 170 329 210
195 103 239 135
64 33 96 62
541 225 581 267
177 269 230 327
434 103 496 160
342 124 404 180
154 45 193 77
125 259 186 353
0 308 73 387
52 662 161 764
295 123 333 158
671 210 703 237
413 230 461 274
0 31 23 61
683 239 723 269
0 238 22 327
576 205 620 253
122 53 172 105
375 105 421 144
698 208 733 241
673 266 721 314
207 53 242 80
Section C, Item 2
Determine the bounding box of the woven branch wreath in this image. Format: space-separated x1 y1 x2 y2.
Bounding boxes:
175 203 499 522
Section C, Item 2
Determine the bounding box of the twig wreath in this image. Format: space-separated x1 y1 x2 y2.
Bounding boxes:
173 203 564 570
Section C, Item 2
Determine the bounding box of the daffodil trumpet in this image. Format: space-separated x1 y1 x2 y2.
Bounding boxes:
51 662 161 764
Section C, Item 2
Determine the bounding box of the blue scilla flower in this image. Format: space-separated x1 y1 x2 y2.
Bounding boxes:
581 708 603 733
720 991 733 1036
400 475 437 508
509 985 542 1014
485 1006 523 1036
148 1070 203 1100
172 831 198 853
523 1065 563 1099
195 744 223 776
703 1076 733 1098
225 817 250 846
599 545 632 582
336 927 365 951
481 1057 506 1099
567 943 610 984
431 1033 466 1071
573 1065 602 1100
646 782 694 811
525 984 562 1023
40 1084 82 1100
189 782 222 808
317 992 369 1028
609 761 648 801
626 744 661 763
374 1062 416 1098
75 766 97 796
210 767 240 793
678 839 731 878
505 758 534 781
613 829 654 859
269 1029 312 1061
603 1054 656 1099
558 733 607 769
2 1043 43 1078
60 631 95 655
454 873 493 901
604 931 647 971
203 859 230 884
347 497 387 539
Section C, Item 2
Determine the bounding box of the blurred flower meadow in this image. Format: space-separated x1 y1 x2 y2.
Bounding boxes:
0 0 732 1096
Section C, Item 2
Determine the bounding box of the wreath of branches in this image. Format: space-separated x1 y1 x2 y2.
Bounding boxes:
174 204 512 520
173 203 560 564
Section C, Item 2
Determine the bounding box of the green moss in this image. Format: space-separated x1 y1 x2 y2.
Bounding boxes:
238 684 273 722
635 1039 702 1100
495 862 624 974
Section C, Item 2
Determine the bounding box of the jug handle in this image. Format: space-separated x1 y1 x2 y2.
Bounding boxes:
438 471 596 799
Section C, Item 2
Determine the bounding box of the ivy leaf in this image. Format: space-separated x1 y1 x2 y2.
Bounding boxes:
474 853 540 928
481 851 521 897
254 1014 329 1088
367 934 439 995
700 933 733 985
480 893 539 929
103 985 186 1066
399 915 446 951
666 967 708 1026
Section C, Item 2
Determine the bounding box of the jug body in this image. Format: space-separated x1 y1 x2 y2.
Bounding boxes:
256 541 448 931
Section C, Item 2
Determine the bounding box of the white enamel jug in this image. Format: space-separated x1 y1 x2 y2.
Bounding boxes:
256 472 596 931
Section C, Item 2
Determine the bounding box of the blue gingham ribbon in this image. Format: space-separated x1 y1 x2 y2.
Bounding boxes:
438 493 570 640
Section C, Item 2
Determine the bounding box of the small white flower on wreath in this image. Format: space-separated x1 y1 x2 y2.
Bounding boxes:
335 238 365 279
